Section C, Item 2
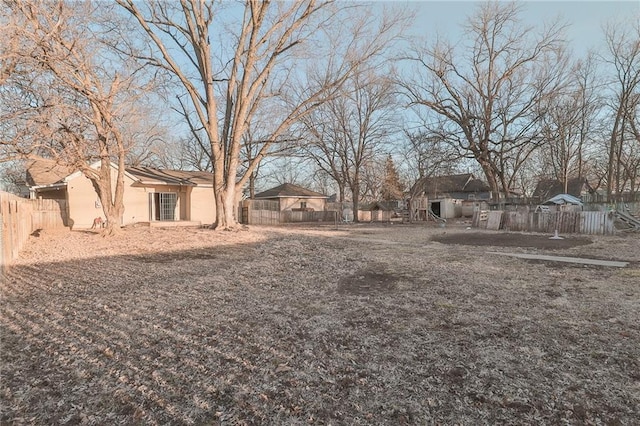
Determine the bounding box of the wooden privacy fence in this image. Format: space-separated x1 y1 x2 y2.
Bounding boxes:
240 199 340 225
472 210 615 235
240 206 339 225
240 200 396 226
0 191 68 273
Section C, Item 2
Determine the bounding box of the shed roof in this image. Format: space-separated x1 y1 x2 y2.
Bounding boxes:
412 173 489 195
253 183 327 199
360 201 394 211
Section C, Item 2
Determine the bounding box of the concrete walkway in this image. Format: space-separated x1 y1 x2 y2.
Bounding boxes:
488 252 629 268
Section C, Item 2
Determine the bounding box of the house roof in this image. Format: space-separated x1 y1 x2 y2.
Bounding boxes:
27 160 214 189
464 178 491 192
411 173 490 195
126 167 213 187
532 177 591 199
26 158 74 186
253 183 327 199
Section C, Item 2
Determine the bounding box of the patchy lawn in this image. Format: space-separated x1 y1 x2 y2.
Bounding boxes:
1 224 639 425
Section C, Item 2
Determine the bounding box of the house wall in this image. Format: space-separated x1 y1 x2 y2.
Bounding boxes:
461 200 490 217
126 184 187 223
66 170 135 229
190 186 216 225
122 183 153 224
122 184 215 225
67 170 215 228
277 197 326 212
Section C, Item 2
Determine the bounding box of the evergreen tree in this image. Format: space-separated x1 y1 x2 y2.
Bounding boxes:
381 155 404 201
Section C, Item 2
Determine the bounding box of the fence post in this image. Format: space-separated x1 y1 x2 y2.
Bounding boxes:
0 210 4 279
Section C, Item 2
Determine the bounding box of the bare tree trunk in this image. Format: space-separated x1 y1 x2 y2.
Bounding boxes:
4 1 145 237
351 180 360 223
607 108 623 202
338 184 345 203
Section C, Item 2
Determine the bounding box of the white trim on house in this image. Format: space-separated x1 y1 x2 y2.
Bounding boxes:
29 182 68 199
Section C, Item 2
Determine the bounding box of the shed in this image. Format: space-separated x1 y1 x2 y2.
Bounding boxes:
358 201 394 222
409 173 493 220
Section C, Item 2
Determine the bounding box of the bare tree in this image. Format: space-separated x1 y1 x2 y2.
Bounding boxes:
603 19 640 201
0 160 28 195
298 70 399 219
2 0 157 234
400 129 463 182
402 2 567 200
118 0 407 229
537 55 603 191
0 5 19 86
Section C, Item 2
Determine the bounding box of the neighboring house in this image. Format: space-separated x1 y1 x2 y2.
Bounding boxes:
252 183 328 211
27 159 215 228
532 177 593 204
410 173 492 219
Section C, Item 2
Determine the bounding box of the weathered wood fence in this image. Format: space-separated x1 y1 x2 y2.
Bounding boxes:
0 191 68 273
240 200 396 225
241 199 347 225
240 206 339 225
472 210 615 235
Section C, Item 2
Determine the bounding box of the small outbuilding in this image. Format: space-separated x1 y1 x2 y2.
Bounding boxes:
410 173 492 220
358 201 395 222
252 183 328 212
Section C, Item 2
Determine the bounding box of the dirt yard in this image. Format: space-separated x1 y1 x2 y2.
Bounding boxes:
1 223 639 425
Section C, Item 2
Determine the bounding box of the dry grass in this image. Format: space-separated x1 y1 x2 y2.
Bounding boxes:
1 224 639 425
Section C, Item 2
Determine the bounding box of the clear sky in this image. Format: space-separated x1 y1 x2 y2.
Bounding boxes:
397 1 639 56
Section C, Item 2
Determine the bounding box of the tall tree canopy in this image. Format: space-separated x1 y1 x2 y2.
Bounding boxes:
603 19 640 201
297 70 398 216
118 0 407 229
1 0 158 234
402 2 567 200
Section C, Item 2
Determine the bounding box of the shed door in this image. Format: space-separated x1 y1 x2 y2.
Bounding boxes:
430 201 441 217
